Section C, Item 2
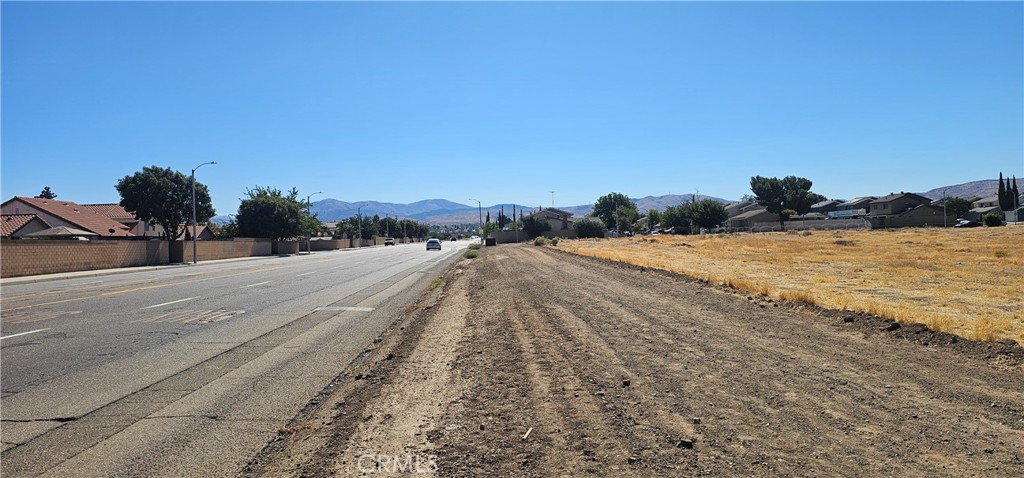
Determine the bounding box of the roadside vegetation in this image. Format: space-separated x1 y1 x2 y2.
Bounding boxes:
561 227 1023 345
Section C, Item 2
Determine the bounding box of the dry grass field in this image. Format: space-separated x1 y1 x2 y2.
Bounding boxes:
560 227 1024 345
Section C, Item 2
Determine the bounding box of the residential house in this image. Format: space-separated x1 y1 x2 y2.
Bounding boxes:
869 203 956 228
725 208 780 229
0 197 135 237
81 203 163 237
966 206 1000 221
868 193 932 216
810 200 841 214
972 195 999 209
724 200 758 218
533 207 575 234
836 197 876 211
1 214 51 238
175 224 216 241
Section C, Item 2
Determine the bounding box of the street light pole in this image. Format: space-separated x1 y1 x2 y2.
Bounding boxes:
469 198 482 243
306 191 322 254
191 161 216 264
357 206 362 247
942 189 948 228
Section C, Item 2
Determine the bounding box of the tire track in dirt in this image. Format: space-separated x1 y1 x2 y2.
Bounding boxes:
440 246 1023 476
247 244 1023 477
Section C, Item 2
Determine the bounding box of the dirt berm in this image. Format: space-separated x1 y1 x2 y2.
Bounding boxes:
243 244 1023 477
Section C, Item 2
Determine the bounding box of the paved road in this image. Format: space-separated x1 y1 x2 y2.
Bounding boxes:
0 240 468 477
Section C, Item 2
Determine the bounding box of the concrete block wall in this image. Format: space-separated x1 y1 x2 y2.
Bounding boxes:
309 239 350 251
1 240 169 278
172 238 272 263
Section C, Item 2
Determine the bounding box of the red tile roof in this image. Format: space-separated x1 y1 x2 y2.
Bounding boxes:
1 214 49 237
175 224 213 239
2 197 135 237
80 203 134 220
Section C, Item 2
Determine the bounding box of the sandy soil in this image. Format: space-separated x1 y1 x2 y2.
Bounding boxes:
243 244 1023 477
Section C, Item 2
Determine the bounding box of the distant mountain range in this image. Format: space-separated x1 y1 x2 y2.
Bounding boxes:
209 178 1010 225
306 194 732 225
211 193 732 225
918 179 1004 201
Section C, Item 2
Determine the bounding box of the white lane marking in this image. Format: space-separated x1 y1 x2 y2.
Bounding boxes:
331 265 346 269
314 306 375 312
141 297 200 310
74 280 106 286
0 328 51 340
296 271 317 277
241 281 272 288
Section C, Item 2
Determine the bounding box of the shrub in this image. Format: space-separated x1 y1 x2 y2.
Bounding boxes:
533 237 548 246
550 237 560 246
467 242 481 250
521 214 552 238
463 250 479 259
573 218 606 238
982 211 1003 227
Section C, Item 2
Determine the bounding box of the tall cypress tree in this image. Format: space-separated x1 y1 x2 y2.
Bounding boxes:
1013 176 1020 210
998 172 1007 210
1007 177 1014 209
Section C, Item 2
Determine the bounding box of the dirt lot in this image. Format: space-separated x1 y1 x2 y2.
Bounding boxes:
244 244 1023 477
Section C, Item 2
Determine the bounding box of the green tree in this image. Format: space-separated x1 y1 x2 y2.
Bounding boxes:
573 217 606 238
347 214 378 240
940 197 973 218
521 213 552 238
646 209 661 230
613 205 638 233
690 199 730 230
1012 176 1020 210
216 219 239 239
496 209 511 229
300 212 322 238
593 192 637 231
117 166 214 244
661 203 693 233
749 175 825 229
997 172 1008 210
236 186 302 241
36 186 57 199
482 221 500 235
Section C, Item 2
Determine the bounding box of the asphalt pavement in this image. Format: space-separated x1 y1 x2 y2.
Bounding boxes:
1 240 469 476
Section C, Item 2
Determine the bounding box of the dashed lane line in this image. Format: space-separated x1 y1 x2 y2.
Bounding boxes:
141 297 200 310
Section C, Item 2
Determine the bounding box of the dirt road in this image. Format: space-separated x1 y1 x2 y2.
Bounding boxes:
245 244 1023 477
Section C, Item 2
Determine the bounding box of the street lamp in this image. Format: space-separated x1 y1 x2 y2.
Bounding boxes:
357 206 362 247
468 198 482 243
191 161 216 264
306 191 322 254
942 188 948 228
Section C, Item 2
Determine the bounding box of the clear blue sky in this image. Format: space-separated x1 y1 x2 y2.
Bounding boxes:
3 1 1022 215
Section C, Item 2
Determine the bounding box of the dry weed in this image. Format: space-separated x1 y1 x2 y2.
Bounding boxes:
563 228 1024 345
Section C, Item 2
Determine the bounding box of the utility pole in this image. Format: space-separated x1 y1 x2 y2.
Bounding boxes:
942 189 948 228
550 191 556 208
191 161 216 264
306 192 321 253
357 206 361 247
469 198 482 243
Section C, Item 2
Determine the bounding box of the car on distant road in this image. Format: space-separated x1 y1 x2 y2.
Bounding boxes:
953 220 982 228
384 238 395 246
426 238 442 251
